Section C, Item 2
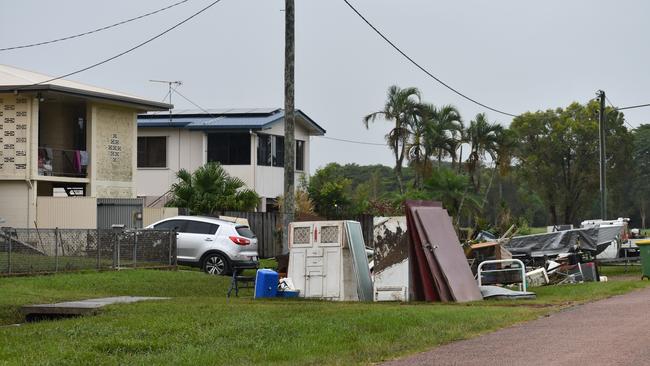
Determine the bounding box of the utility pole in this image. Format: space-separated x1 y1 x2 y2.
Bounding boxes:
282 0 296 254
597 90 607 220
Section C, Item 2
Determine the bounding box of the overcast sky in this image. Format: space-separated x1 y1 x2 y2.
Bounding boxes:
2 0 650 172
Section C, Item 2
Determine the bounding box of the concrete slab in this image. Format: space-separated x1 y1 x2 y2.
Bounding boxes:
21 296 170 317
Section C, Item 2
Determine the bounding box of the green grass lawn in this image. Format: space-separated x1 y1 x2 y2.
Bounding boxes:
1 266 649 365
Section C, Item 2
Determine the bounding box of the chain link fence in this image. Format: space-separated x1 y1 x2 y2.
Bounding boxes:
0 228 177 275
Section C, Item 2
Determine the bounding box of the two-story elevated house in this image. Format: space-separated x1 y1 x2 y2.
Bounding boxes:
136 108 326 211
0 65 170 227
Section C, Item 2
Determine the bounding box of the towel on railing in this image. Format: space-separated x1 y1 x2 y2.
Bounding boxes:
73 150 81 173
79 151 89 166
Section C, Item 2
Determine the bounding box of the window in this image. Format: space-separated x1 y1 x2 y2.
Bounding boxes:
296 140 305 171
236 226 256 239
257 134 284 167
184 221 219 235
207 133 251 165
138 136 167 168
154 219 185 231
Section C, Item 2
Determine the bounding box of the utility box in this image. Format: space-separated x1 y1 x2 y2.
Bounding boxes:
254 269 279 299
288 221 372 301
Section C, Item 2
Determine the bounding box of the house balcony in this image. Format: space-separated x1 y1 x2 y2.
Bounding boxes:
38 147 88 178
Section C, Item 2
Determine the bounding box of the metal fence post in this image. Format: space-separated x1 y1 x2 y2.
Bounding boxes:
96 229 101 270
54 227 59 273
168 230 173 266
133 230 137 269
116 233 121 270
7 230 12 275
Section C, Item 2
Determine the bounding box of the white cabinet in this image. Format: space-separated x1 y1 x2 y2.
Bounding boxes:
288 221 361 301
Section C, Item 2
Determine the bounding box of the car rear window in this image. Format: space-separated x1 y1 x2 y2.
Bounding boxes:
184 221 219 235
236 226 256 238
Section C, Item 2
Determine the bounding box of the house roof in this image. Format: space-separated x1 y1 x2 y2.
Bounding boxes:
138 108 326 135
0 64 171 111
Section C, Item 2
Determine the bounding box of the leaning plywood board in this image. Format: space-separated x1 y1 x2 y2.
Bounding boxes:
415 207 483 302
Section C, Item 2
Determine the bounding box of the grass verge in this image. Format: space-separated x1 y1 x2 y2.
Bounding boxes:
0 266 648 365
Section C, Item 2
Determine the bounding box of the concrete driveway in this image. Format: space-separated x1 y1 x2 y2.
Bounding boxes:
384 287 650 366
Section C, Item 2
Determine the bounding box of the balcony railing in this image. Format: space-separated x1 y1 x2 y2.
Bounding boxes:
38 147 88 178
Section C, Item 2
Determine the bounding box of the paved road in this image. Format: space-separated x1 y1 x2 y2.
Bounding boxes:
384 287 650 366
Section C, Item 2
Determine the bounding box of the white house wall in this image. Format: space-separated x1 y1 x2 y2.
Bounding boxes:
136 127 204 199
137 118 313 206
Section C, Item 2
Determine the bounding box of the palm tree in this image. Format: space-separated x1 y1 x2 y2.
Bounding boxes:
364 85 421 193
465 113 504 193
167 162 260 214
425 104 463 167
406 111 429 189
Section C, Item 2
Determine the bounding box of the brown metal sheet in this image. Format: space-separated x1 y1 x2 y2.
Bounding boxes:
406 207 437 301
405 201 442 301
410 206 452 302
414 207 483 302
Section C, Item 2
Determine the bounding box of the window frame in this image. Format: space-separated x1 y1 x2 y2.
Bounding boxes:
137 136 168 169
257 133 285 168
296 139 305 171
207 132 251 165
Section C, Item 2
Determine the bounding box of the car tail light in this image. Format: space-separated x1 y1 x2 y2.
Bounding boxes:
229 236 251 246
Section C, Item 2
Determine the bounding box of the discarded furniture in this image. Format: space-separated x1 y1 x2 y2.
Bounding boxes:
227 263 258 298
287 220 373 301
477 259 527 292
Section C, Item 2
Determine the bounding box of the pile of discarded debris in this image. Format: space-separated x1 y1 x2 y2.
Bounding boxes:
271 202 627 303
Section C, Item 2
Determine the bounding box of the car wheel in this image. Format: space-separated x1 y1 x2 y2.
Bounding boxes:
203 253 229 276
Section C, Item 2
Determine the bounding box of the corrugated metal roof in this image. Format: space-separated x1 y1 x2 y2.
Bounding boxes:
138 109 326 135
0 64 170 111
142 108 280 116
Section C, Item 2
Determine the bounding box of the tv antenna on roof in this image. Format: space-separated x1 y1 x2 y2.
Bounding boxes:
149 79 182 124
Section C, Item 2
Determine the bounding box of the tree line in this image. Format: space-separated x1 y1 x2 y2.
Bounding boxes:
164 84 649 233
308 85 649 232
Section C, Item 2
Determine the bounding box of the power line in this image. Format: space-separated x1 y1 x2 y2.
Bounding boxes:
317 136 386 146
616 103 650 111
341 0 518 118
605 95 637 130
29 0 224 86
0 0 190 52
171 87 219 118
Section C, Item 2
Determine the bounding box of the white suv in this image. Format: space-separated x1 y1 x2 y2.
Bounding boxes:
147 216 259 275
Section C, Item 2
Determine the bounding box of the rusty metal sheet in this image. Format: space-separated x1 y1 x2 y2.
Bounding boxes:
414 207 483 302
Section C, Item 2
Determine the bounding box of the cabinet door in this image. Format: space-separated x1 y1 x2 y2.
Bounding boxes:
306 267 324 297
290 223 314 248
324 247 341 298
288 249 306 294
317 223 342 247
